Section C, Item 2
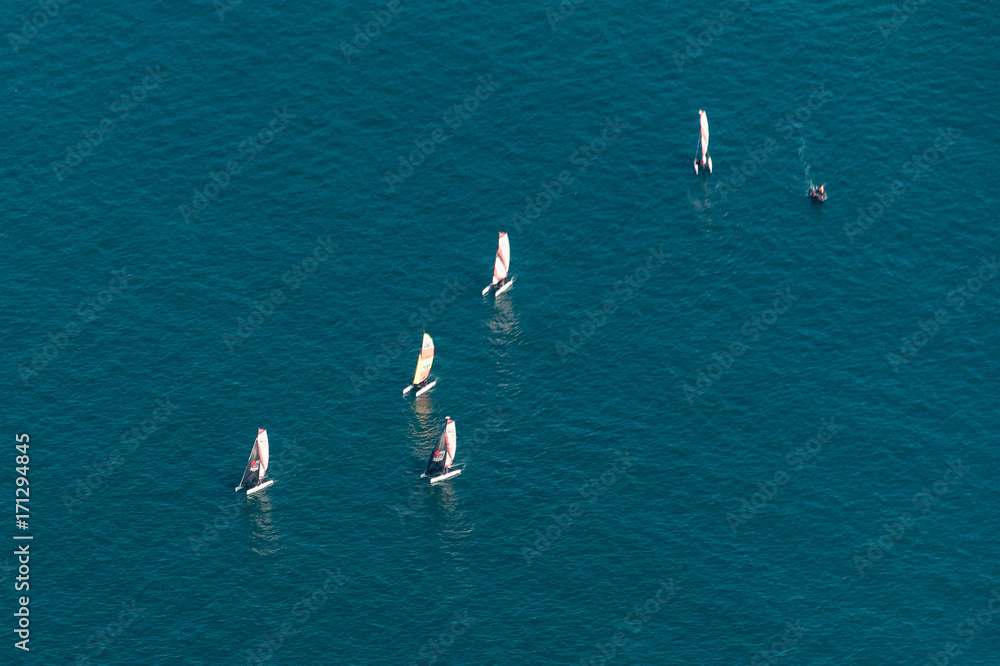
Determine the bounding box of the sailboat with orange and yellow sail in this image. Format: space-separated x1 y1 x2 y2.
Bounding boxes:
402 332 436 397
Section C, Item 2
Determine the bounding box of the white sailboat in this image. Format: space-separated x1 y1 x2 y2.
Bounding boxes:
694 110 713 174
420 417 462 484
481 232 513 296
402 332 436 397
235 428 274 495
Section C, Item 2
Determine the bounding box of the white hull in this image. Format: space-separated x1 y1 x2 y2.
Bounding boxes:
484 278 514 296
245 479 275 495
427 468 462 484
694 157 712 174
404 379 436 396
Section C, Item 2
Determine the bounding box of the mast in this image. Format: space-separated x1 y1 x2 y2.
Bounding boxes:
492 232 510 285
411 333 434 385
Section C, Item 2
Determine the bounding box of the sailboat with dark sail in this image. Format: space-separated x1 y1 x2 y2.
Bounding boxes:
235 428 274 495
402 332 436 397
420 417 462 484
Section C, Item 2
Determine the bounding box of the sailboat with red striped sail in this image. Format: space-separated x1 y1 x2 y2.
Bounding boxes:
420 417 462 484
694 110 713 174
235 428 274 495
482 232 513 296
402 332 436 397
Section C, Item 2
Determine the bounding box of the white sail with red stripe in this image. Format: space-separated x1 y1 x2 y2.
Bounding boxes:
492 232 510 285
699 110 710 162
483 232 513 295
444 418 457 468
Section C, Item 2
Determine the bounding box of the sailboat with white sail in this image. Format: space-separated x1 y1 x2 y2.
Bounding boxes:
481 231 513 296
420 417 462 484
694 110 713 174
235 428 274 495
402 332 436 397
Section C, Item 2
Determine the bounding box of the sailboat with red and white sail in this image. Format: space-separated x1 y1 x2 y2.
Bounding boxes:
482 231 513 296
694 110 713 174
420 417 462 484
402 332 436 397
235 428 274 495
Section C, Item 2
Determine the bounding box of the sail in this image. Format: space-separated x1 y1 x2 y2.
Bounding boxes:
256 429 269 480
444 418 456 468
239 429 269 488
411 333 434 385
491 232 510 285
699 110 710 161
424 425 449 478
239 440 261 488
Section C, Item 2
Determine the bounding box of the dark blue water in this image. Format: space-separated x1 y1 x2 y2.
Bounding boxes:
4 1 1000 663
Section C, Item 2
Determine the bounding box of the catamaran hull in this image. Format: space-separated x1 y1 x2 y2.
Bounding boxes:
246 480 275 495
694 158 712 174
415 380 436 396
484 278 514 296
428 469 462 484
